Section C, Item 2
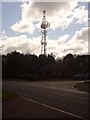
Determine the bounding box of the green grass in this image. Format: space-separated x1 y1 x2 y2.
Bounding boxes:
2 89 18 102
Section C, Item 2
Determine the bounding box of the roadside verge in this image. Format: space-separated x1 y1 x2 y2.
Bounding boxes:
2 89 18 103
74 81 89 93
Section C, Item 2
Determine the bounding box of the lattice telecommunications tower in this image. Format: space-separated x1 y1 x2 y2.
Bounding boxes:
41 11 50 55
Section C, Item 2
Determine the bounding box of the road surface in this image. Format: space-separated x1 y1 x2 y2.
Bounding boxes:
2 80 88 119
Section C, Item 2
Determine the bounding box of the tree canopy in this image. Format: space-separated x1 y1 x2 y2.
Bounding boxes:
2 51 89 80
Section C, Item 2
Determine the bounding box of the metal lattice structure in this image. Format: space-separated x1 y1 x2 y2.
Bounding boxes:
41 11 50 55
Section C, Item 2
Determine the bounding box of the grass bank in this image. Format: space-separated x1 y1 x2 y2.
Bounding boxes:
2 89 18 102
74 81 90 93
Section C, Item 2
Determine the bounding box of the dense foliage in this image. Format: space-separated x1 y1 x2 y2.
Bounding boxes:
2 51 89 80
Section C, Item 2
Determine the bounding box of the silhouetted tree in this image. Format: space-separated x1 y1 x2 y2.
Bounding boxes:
2 51 89 80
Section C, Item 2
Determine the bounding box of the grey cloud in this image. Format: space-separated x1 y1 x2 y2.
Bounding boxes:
32 2 69 14
63 47 84 53
24 2 72 18
4 43 34 55
76 27 88 41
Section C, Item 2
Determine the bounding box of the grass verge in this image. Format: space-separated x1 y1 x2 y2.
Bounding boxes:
2 89 18 102
74 81 90 93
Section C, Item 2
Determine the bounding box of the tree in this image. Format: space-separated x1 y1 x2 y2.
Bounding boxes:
5 51 25 74
2 51 89 80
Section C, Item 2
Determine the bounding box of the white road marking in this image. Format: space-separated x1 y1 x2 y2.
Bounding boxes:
22 96 87 120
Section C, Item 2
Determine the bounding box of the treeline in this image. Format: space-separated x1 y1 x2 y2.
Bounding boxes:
2 51 89 80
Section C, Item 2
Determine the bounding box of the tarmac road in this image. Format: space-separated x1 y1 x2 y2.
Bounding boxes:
2 80 89 119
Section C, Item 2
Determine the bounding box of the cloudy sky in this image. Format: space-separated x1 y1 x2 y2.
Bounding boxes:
0 0 90 58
